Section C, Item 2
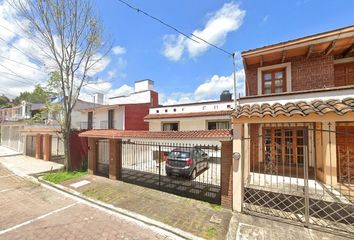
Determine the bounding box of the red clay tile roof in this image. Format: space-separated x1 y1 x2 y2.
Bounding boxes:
144 110 233 120
233 98 354 118
79 129 232 140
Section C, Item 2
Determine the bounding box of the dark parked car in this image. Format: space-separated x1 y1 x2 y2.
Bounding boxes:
165 147 209 179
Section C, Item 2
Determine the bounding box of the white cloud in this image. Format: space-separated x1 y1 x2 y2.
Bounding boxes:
162 2 245 61
160 68 245 105
112 45 126 55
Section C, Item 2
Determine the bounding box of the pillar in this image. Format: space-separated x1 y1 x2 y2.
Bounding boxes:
233 123 244 212
43 134 52 161
221 140 233 209
109 139 122 180
35 134 43 159
322 122 337 186
88 138 98 175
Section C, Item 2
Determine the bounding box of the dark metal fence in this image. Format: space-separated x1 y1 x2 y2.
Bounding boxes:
121 140 221 204
97 140 109 177
243 122 354 236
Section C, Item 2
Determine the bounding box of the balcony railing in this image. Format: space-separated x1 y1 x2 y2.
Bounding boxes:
80 121 95 130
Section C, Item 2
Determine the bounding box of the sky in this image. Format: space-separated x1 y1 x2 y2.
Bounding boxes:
0 0 353 105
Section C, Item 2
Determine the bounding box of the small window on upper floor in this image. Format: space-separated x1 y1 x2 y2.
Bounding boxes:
262 68 286 94
202 106 206 110
334 62 354 87
207 121 230 130
214 105 219 110
165 109 168 113
173 108 177 112
162 122 179 131
156 110 159 113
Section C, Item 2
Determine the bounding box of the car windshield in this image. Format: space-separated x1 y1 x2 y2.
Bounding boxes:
168 151 190 159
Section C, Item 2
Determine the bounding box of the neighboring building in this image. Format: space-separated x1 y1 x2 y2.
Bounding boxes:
145 90 234 131
79 79 159 131
231 25 354 233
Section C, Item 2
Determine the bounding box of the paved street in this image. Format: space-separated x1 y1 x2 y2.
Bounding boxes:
0 163 173 240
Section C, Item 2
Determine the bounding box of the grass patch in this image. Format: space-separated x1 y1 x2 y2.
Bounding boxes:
43 171 87 184
209 203 223 211
205 227 217 239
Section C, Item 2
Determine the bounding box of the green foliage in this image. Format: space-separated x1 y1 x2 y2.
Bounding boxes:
14 84 51 105
0 94 10 107
43 171 87 184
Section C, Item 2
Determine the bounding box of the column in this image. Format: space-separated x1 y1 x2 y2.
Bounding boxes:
322 122 337 186
109 139 122 180
233 123 244 212
43 134 52 161
35 134 43 159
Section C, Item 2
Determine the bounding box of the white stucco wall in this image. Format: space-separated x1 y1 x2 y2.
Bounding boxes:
148 116 231 131
80 106 125 130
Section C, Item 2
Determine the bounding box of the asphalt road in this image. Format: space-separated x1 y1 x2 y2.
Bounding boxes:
0 164 172 240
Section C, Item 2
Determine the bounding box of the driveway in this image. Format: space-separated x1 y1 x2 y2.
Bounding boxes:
0 164 173 240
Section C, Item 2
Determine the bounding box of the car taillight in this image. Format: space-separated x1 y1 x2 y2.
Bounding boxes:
186 159 193 166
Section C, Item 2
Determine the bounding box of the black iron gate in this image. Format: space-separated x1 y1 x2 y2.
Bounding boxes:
121 140 221 204
242 122 354 237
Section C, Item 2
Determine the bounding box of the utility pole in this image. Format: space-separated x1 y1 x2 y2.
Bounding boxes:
232 53 237 109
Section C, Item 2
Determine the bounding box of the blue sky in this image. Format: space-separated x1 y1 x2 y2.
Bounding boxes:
0 0 353 104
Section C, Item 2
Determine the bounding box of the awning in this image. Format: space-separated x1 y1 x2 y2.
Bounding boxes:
233 98 354 118
79 129 232 140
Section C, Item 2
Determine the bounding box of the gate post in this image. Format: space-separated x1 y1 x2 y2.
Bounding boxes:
43 134 52 161
233 123 244 212
109 138 122 180
88 138 98 175
221 140 233 209
35 134 43 159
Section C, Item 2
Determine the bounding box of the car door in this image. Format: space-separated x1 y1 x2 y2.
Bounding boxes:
193 149 202 172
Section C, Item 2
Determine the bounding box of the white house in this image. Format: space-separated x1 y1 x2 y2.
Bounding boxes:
145 90 234 132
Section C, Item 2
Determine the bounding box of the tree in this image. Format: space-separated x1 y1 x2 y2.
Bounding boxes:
0 95 10 107
13 84 51 105
11 0 110 170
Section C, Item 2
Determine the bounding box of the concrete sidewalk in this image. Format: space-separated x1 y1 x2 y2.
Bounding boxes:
0 149 63 176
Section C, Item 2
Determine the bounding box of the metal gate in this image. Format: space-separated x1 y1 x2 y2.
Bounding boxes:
97 140 109 177
121 140 221 204
242 122 354 236
51 136 65 164
26 135 36 158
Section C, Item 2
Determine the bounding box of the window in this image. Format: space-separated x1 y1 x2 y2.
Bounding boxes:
262 68 286 94
87 112 93 130
108 109 114 129
334 62 354 87
207 121 230 130
162 122 179 131
263 127 307 165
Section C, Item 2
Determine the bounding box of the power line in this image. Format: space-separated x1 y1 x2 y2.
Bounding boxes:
0 55 42 72
114 0 234 56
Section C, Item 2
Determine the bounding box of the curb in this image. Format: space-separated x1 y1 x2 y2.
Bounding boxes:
37 177 205 240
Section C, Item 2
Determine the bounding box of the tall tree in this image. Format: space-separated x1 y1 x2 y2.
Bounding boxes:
0 94 10 107
11 0 110 170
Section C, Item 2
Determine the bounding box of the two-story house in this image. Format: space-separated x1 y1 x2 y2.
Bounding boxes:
145 90 234 131
79 79 159 131
231 25 354 229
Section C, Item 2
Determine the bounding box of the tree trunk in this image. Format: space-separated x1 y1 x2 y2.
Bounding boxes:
63 130 71 171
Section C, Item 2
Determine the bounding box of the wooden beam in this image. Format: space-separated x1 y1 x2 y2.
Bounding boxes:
259 55 263 67
342 43 354 57
242 58 248 70
281 51 287 63
324 40 336 55
306 45 313 59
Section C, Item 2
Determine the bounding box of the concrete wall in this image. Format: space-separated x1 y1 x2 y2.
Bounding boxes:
80 106 125 130
0 125 24 153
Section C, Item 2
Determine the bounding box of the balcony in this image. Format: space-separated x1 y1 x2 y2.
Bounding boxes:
79 121 95 130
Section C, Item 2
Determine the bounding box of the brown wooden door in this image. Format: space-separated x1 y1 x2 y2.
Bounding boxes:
336 125 354 182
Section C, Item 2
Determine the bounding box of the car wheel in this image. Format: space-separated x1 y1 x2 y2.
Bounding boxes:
190 169 197 180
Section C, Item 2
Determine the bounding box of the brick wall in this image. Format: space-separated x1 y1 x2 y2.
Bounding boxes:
221 140 233 209
245 54 335 96
249 124 260 170
124 104 150 130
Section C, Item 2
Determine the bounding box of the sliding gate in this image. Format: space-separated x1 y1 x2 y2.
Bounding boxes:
121 140 222 204
242 123 354 236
